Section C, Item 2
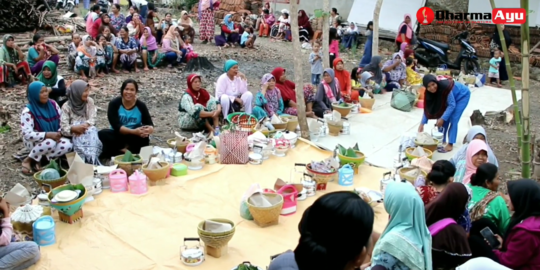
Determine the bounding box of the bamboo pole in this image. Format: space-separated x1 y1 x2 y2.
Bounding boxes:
289 0 309 139
521 0 531 178
322 0 330 68
489 0 523 155
372 0 383 56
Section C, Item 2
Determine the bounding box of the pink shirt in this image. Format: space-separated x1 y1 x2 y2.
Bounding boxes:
330 40 339 59
215 73 248 102
0 218 13 246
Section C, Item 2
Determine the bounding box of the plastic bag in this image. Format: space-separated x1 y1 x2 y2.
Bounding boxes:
240 183 261 220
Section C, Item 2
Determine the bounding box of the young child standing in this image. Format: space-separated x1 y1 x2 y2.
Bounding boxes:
309 42 323 86
489 49 502 87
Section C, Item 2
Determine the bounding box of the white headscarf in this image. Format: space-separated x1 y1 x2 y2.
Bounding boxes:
450 125 498 167
456 257 511 270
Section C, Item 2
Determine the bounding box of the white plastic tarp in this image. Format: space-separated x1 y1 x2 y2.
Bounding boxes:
347 0 426 33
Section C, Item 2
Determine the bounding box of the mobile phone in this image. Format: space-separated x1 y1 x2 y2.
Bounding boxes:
480 227 500 248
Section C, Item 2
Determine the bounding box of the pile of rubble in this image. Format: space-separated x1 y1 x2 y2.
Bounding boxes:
191 0 263 24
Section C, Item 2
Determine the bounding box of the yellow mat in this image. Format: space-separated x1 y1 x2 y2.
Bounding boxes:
31 141 388 270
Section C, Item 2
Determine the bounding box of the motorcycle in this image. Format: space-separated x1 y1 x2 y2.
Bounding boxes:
97 0 111 13
414 31 480 75
55 0 75 12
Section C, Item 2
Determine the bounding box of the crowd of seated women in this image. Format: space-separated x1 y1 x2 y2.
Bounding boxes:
268 127 540 270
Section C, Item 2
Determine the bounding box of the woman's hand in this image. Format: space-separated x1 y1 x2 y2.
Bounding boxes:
494 234 503 249
46 132 62 142
418 124 424 133
70 125 88 136
237 72 247 80
436 118 444 128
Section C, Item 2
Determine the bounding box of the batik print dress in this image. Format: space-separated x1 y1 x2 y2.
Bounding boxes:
253 88 286 120
21 101 73 161
177 93 219 130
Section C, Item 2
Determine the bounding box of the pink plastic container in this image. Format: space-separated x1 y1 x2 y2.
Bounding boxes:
128 170 148 195
416 99 425 108
109 169 128 193
278 185 298 216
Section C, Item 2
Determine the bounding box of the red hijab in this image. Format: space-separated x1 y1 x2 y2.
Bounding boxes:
333 58 351 95
186 74 211 107
271 67 296 103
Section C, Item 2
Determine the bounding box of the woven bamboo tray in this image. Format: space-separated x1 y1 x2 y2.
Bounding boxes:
414 138 440 152
246 193 283 228
398 167 428 184
405 147 433 161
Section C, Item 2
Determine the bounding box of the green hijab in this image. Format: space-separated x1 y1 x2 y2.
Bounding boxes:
372 182 433 270
223 59 238 72
37 61 59 87
2 34 16 64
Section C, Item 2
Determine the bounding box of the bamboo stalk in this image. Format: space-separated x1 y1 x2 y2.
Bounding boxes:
289 0 309 139
521 0 531 178
322 0 330 68
372 0 383 56
489 0 523 155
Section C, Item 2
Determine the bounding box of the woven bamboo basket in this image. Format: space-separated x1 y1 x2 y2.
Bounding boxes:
197 218 236 249
272 122 287 130
113 155 143 176
142 162 171 184
398 167 428 184
359 98 375 110
228 112 258 132
12 221 33 235
281 116 298 131
167 139 189 153
246 193 283 228
306 164 337 184
332 105 352 117
414 138 440 152
405 147 433 161
327 123 342 136
33 169 69 192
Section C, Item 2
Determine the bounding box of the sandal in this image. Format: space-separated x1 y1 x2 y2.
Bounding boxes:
20 165 33 176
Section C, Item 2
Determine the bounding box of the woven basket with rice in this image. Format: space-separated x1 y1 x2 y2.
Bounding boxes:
113 153 143 176
246 193 283 228
167 139 189 153
359 98 375 110
414 132 440 152
398 167 428 184
405 147 433 161
197 218 236 250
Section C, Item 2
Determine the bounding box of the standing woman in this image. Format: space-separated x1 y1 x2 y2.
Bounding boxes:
198 0 216 44
395 14 414 52
358 21 373 68
109 4 126 32
60 80 102 164
0 34 31 86
419 75 471 153
114 27 139 73
27 34 60 75
98 79 154 158
297 10 312 42
490 25 512 83
178 74 221 134
19 82 73 175
36 61 67 107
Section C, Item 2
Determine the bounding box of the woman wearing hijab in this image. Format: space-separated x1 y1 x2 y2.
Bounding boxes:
258 9 276 37
253 73 292 120
359 71 381 95
216 14 240 48
381 52 407 92
362 55 384 86
90 13 117 39
395 14 414 51
490 25 512 82
491 179 540 269
178 11 195 42
269 192 375 270
37 61 67 107
271 67 314 117
298 10 312 42
198 0 216 43
215 60 253 119
419 75 471 153
366 182 432 270
332 58 358 103
0 34 31 86
115 27 139 73
342 22 360 50
75 35 97 80
455 139 489 184
60 80 102 164
358 21 373 68
425 183 472 268
141 27 164 70
466 162 510 232
451 125 499 167
313 68 341 118
162 26 187 67
178 74 221 134
98 79 154 158
20 82 73 175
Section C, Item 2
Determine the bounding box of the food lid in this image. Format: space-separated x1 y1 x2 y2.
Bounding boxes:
182 248 203 258
249 153 262 160
53 190 78 202
172 164 188 171
283 132 297 140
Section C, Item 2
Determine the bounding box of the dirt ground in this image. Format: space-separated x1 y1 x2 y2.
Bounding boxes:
0 20 536 195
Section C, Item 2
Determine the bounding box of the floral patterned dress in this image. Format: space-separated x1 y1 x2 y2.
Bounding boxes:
177 93 219 130
60 97 102 164
109 13 126 32
252 88 286 120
